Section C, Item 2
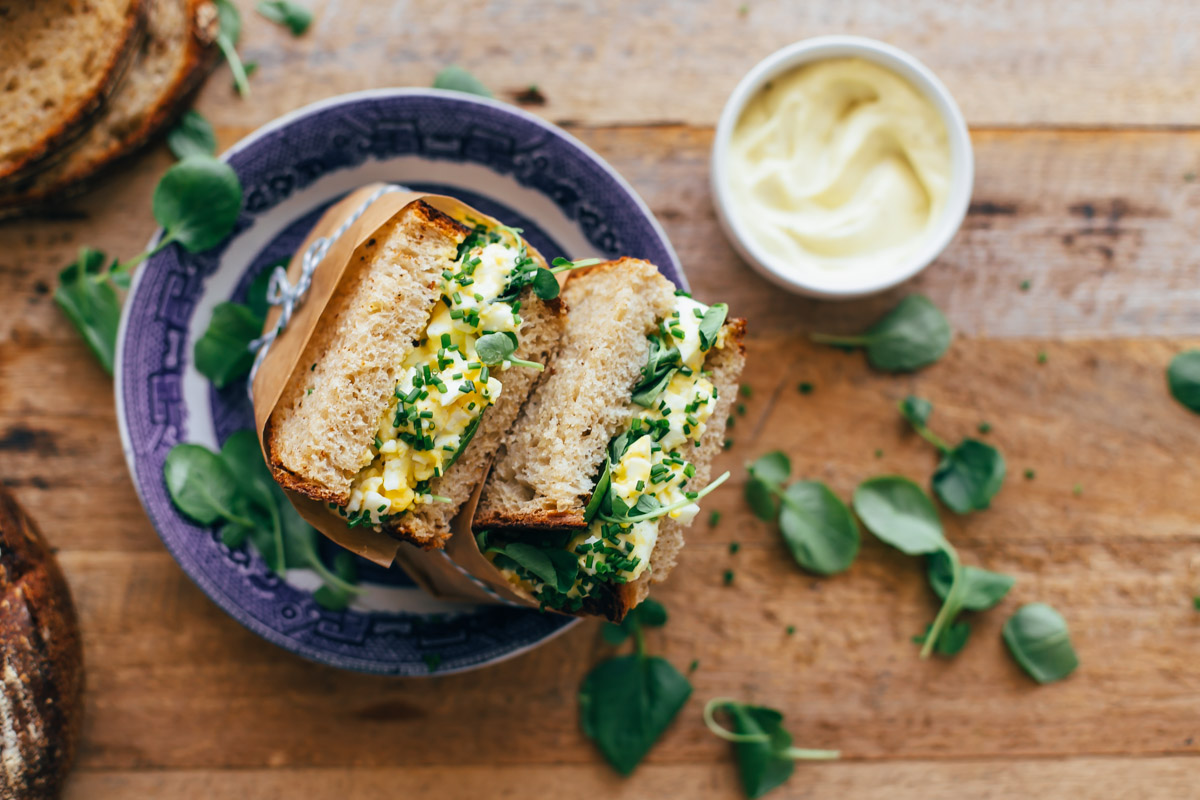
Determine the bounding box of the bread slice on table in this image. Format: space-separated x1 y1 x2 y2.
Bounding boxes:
0 0 219 214
475 258 678 529
264 200 565 549
0 0 146 182
475 258 747 620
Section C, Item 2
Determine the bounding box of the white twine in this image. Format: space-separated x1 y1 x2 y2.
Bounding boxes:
246 184 412 399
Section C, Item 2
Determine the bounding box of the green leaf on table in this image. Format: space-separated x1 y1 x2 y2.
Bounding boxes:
600 596 669 645
256 0 313 35
579 654 692 776
811 294 951 372
215 0 251 96
194 302 264 388
745 450 790 521
777 481 860 576
933 438 1006 513
163 444 250 526
433 65 493 98
852 476 946 556
167 110 217 160
927 551 1014 612
1003 603 1079 684
55 247 122 374
913 619 972 657
899 394 932 428
1167 350 1200 414
704 699 839 799
153 156 243 253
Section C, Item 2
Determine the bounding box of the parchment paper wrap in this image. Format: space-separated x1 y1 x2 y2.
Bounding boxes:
250 183 551 610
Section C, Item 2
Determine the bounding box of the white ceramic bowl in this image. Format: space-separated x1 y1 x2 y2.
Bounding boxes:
711 35 974 299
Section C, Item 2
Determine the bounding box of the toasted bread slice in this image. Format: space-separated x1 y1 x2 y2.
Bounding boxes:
474 258 677 529
264 200 565 548
0 0 219 212
0 0 146 182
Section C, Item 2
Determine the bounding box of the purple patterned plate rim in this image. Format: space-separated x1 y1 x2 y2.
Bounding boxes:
114 88 684 675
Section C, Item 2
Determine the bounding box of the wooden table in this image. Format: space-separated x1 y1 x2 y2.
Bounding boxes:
3 1 1199 796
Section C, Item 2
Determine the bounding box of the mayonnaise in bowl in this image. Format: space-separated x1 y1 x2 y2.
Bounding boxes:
712 37 973 298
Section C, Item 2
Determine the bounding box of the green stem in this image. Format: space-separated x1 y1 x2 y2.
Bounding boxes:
115 235 175 275
550 257 603 274
920 545 963 659
781 747 841 760
600 471 730 524
915 424 951 454
505 357 545 371
703 699 770 744
632 624 646 658
810 332 870 347
305 554 363 595
218 34 251 97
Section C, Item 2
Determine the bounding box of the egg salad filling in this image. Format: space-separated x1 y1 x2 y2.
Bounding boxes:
336 225 543 528
480 292 732 613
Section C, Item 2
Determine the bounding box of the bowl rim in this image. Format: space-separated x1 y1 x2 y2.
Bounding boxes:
113 87 689 675
710 35 975 299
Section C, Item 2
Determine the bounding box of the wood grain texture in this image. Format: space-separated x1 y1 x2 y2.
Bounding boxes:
3 2 1200 796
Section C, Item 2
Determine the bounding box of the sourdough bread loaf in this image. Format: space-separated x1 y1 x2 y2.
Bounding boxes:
0 0 146 182
0 488 85 800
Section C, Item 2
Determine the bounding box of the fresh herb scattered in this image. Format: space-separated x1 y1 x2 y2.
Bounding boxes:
1024 468 1036 479
1072 483 1083 497
1019 280 1031 291
579 599 691 775
164 431 361 609
810 294 952 372
167 110 217 159
1037 350 1048 364
785 625 796 636
54 248 124 374
926 550 1014 611
740 385 753 398
422 652 443 672
745 452 859 576
723 569 735 585
433 65 493 98
898 395 1006 514
709 510 722 527
1002 603 1078 684
797 382 813 395
729 542 740 555
688 659 700 673
853 476 1010 658
256 0 313 35
1167 351 1200 414
977 421 992 434
874 449 884 458
215 0 251 96
737 403 747 416
703 698 838 799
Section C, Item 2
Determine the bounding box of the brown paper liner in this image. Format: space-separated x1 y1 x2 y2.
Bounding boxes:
249 183 550 609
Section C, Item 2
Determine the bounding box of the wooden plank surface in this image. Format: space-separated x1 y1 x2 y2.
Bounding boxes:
2 1 1199 797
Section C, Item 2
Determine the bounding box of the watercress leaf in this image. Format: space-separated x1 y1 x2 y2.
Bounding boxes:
475 331 517 365
1002 603 1079 684
167 110 216 160
273 482 320 570
55 249 122 374
863 294 952 372
432 65 493 98
927 551 1015 611
214 0 250 96
630 338 681 407
163 443 246 526
255 0 313 35
698 302 729 351
153 156 243 253
215 0 241 41
1167 350 1200 414
915 619 972 657
932 438 1006 513
635 597 668 628
313 550 359 611
246 257 285 319
632 494 660 516
531 267 560 300
220 522 253 548
219 431 278 525
727 703 794 799
498 542 558 587
193 302 263 388
579 654 692 776
748 451 791 488
778 481 860 575
545 547 580 593
744 478 778 522
583 460 612 524
899 395 933 428
601 623 629 645
852 476 945 556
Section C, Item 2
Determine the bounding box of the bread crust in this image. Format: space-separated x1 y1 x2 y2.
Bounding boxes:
0 488 85 799
0 0 148 183
0 0 220 216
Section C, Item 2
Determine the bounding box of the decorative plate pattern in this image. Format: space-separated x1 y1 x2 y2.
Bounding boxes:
115 89 683 675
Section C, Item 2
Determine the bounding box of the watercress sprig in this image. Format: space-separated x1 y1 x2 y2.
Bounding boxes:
745 451 859 576
579 598 691 775
433 65 493 98
899 395 1006 514
1002 602 1079 684
167 110 217 160
215 0 252 96
1167 350 1200 414
703 698 839 799
256 0 313 35
810 294 951 372
474 331 544 371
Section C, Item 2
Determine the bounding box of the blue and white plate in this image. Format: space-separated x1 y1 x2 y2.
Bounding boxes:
115 89 684 675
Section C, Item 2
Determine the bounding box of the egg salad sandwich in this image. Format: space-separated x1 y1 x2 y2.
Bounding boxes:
474 258 746 620
264 199 567 549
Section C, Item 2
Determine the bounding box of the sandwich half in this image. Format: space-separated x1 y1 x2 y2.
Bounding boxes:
475 258 746 619
265 200 565 548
